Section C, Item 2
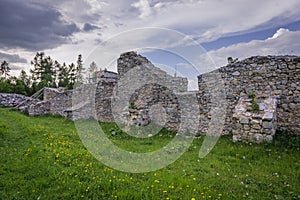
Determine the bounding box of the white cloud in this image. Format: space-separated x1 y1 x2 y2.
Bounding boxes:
268 28 290 39
131 0 152 19
199 29 300 69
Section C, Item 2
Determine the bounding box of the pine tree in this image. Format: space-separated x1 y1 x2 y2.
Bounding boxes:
75 54 85 84
67 63 77 89
0 60 10 79
19 70 31 95
30 52 57 90
57 62 69 87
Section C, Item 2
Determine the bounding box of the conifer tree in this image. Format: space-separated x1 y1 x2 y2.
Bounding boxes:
57 62 69 87
0 60 10 79
30 52 57 90
75 54 85 84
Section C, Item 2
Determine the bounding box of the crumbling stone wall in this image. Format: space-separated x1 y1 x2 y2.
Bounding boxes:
198 55 300 140
67 84 96 120
28 101 51 116
43 88 73 116
26 88 71 117
95 80 117 122
118 51 188 93
1 53 299 143
0 93 35 109
65 75 118 121
115 51 198 134
127 83 181 131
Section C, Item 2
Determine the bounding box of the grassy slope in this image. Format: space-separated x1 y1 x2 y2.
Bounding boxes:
0 108 299 199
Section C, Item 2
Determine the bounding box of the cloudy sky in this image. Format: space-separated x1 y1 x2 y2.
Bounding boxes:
1 0 300 89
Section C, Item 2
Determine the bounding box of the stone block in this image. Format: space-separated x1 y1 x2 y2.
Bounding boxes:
240 118 249 124
232 135 238 142
259 103 266 111
265 135 273 142
250 119 260 125
250 129 260 133
262 121 273 129
262 112 274 121
232 71 240 76
253 134 263 143
262 128 272 134
243 125 250 131
291 83 297 88
251 124 261 130
289 103 296 109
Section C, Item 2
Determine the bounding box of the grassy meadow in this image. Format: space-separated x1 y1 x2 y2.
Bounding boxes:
0 108 299 199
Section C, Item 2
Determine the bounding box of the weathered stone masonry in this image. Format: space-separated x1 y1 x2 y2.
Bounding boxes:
1 53 299 143
0 93 37 111
198 55 300 142
118 51 188 93
116 52 189 132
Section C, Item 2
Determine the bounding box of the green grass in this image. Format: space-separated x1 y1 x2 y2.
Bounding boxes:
0 108 299 199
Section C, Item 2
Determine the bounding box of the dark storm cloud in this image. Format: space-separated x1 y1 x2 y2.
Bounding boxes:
0 52 27 63
0 0 80 51
83 23 101 32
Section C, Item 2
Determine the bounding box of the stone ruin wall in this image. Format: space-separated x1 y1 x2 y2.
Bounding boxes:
0 93 37 112
198 55 300 142
116 52 191 132
43 88 73 116
117 51 188 93
27 82 119 121
0 93 34 107
1 53 299 143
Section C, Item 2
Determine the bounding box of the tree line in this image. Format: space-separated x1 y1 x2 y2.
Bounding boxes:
0 52 99 96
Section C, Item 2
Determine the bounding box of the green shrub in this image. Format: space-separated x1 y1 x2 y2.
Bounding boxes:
248 93 259 112
248 93 256 99
128 102 137 109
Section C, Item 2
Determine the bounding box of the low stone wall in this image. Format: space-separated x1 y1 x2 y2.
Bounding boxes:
28 101 51 116
0 93 35 108
43 88 73 116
